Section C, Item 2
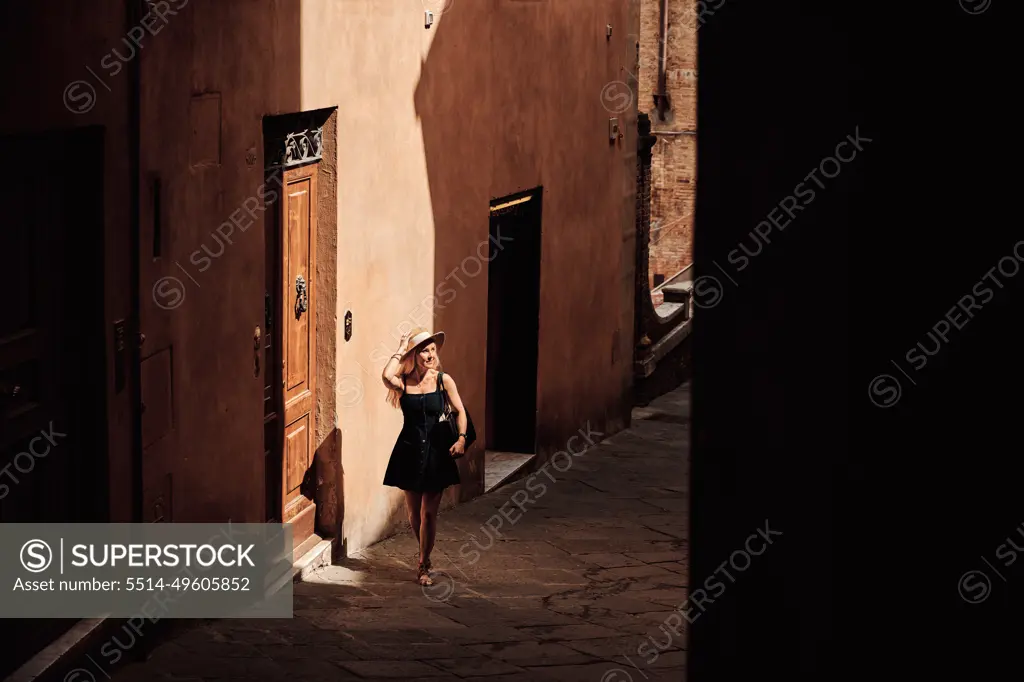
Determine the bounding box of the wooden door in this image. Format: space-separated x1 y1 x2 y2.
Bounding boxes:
275 163 318 546
0 129 107 520
0 129 108 678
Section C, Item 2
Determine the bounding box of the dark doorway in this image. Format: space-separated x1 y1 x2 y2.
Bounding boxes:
485 188 542 460
0 127 109 677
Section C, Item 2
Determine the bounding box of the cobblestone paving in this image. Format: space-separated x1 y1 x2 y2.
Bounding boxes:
112 383 689 682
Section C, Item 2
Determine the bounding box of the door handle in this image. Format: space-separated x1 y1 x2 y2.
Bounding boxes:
295 274 308 318
253 326 261 377
1 383 21 413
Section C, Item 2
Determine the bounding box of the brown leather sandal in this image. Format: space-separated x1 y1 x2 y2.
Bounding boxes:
417 562 433 586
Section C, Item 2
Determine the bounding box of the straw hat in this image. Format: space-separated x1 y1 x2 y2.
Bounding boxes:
401 327 446 363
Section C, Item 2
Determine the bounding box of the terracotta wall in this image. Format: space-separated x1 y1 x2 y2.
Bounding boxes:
0 0 135 522
137 0 298 526
638 0 698 304
134 0 639 553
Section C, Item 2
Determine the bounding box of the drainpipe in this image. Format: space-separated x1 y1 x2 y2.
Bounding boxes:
653 0 671 120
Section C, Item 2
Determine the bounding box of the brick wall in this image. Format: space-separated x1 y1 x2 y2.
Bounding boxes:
638 0 697 303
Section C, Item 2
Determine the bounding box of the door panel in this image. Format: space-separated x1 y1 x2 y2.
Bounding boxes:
284 416 310 508
276 163 318 546
0 129 107 518
140 347 174 448
1 170 50 458
285 176 313 398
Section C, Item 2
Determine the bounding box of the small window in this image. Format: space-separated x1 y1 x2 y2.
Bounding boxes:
653 274 666 287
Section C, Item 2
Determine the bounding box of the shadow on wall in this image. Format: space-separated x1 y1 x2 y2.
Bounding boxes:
415 0 635 510
415 1 495 506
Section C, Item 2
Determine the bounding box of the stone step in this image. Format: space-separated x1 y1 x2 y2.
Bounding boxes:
661 281 692 304
484 451 536 493
655 301 686 318
292 535 333 582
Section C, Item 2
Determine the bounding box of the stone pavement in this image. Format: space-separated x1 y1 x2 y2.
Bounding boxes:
112 382 690 682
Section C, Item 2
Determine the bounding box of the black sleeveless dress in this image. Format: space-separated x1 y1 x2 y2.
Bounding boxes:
382 375 461 493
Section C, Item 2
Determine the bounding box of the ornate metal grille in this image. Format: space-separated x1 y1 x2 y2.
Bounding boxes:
268 126 323 169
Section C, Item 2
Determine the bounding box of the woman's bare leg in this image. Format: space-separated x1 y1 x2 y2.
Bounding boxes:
420 491 444 568
404 491 423 555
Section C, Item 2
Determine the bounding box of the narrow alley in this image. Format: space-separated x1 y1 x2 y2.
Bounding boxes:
109 383 689 682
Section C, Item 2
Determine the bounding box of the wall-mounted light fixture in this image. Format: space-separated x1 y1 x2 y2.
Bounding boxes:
490 195 533 213
425 10 434 28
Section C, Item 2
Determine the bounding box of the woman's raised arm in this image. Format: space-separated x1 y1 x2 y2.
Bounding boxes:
381 332 411 391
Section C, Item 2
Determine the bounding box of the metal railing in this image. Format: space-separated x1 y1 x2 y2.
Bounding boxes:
651 262 693 295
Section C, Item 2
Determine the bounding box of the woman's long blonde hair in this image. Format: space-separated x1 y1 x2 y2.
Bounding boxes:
386 347 444 409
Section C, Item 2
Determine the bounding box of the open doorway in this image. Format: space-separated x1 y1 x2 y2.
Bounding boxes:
484 188 542 492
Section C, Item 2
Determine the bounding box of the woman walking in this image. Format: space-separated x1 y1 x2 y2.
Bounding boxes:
381 327 468 586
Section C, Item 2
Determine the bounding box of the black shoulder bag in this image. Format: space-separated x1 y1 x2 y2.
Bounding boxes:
436 371 476 456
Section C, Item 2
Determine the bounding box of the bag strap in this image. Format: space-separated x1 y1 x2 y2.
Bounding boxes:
437 372 452 415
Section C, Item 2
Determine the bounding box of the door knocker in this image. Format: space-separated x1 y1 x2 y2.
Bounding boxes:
295 274 308 318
